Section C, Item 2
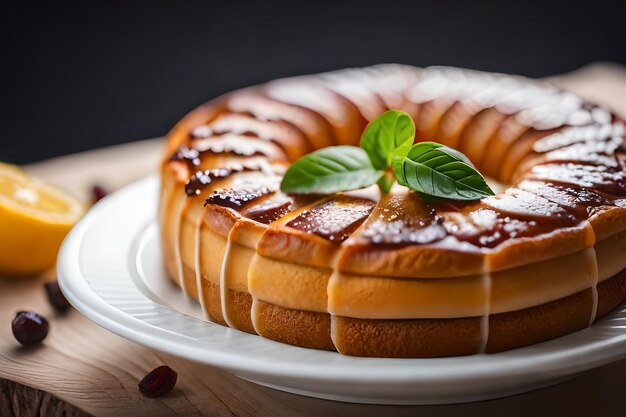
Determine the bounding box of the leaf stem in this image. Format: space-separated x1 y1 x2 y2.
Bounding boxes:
377 170 396 194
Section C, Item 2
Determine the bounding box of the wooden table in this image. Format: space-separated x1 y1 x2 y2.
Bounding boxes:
2 63 626 417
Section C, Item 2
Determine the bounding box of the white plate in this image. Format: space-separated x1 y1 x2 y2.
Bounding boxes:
58 176 626 405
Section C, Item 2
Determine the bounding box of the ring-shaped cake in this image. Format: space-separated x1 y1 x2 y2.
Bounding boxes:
160 65 626 357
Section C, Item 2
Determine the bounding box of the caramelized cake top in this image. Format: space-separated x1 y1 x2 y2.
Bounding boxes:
164 64 626 276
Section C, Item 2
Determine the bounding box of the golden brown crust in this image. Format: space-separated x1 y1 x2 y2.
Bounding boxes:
161 100 226 164
256 227 339 268
248 255 331 313
226 88 336 150
165 67 626 276
226 288 256 334
435 101 481 150
333 315 481 358
481 116 529 179
254 269 625 357
485 289 592 353
159 164 186 289
486 224 595 272
228 219 265 247
181 264 198 300
264 78 367 147
204 112 311 161
595 268 626 319
203 205 240 238
253 300 335 350
254 269 626 357
160 65 626 358
499 128 559 183
590 207 626 241
415 98 453 139
336 220 594 278
336 240 485 278
458 108 508 164
202 280 226 326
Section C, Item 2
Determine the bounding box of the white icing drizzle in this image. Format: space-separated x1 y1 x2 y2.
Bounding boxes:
478 267 492 354
326 249 347 352
588 246 599 326
219 238 237 329
174 195 189 296
329 313 338 349
328 270 340 350
194 212 208 319
250 296 261 334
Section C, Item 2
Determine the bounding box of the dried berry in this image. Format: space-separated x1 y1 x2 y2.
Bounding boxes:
44 281 72 313
12 311 49 346
92 185 108 203
138 366 178 398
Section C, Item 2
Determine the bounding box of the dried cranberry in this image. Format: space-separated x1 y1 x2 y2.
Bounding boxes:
92 185 108 203
44 281 72 313
12 311 49 346
138 366 178 398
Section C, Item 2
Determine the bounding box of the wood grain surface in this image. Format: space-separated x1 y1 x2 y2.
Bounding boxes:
1 63 626 417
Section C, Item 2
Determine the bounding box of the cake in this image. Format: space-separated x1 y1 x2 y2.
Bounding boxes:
160 65 626 358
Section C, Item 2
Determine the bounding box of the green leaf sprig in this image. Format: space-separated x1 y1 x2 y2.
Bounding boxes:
278 146 384 195
280 110 494 201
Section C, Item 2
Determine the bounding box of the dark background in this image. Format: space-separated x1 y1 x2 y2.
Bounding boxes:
2 0 625 164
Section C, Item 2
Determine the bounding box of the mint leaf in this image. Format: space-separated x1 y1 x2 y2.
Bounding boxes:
280 146 384 194
360 110 415 170
392 142 494 200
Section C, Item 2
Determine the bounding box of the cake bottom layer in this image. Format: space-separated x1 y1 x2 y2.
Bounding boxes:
175 268 626 357
253 289 593 357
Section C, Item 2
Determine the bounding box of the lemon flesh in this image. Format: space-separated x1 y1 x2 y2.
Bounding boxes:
0 163 85 276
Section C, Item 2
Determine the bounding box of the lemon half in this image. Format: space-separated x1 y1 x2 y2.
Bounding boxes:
0 163 85 276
